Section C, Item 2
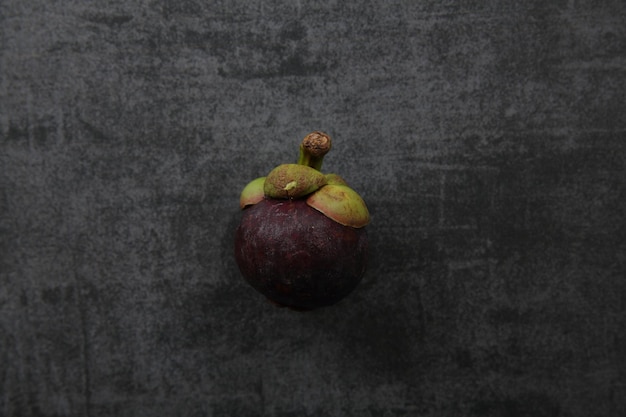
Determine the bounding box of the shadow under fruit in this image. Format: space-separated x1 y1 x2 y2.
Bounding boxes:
234 132 370 310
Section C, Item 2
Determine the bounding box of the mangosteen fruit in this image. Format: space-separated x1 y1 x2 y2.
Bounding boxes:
234 131 370 310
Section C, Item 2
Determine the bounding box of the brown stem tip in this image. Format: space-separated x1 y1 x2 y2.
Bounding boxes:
302 131 332 157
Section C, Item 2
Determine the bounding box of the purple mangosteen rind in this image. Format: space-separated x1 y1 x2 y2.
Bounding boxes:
235 198 368 309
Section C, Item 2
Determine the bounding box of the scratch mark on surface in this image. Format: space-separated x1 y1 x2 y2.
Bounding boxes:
72 258 92 417
439 172 446 228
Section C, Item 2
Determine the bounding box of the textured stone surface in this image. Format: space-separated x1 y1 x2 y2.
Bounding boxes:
1 1 625 416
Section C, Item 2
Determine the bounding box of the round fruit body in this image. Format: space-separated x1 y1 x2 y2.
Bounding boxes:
234 198 368 310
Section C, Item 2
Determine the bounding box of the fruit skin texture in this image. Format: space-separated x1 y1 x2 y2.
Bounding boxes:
235 198 368 310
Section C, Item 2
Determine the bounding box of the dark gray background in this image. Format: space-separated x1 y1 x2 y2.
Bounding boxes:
1 1 625 416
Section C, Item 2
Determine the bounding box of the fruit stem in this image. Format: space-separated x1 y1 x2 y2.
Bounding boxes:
297 131 332 171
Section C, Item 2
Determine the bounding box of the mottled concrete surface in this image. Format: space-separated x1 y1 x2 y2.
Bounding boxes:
1 1 625 416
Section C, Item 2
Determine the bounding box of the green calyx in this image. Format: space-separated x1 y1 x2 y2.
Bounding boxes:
239 131 370 228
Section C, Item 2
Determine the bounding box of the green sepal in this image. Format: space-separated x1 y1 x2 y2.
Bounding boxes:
239 176 266 208
264 164 327 199
324 173 348 186
306 184 370 228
